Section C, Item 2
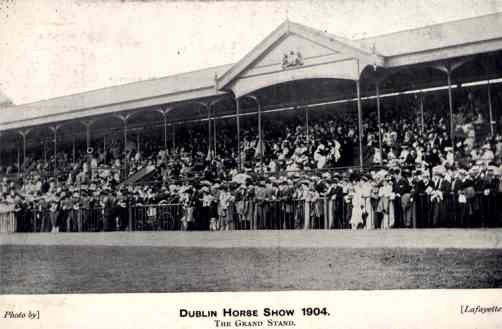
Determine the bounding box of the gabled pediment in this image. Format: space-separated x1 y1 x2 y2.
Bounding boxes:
216 20 385 95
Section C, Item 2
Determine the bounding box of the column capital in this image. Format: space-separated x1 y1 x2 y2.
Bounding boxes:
208 97 227 109
242 94 260 106
49 124 62 133
191 101 210 117
81 119 95 128
191 101 209 109
17 128 31 138
432 57 472 76
156 106 172 116
114 113 133 123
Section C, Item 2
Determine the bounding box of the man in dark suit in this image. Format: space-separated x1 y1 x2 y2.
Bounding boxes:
115 189 129 231
412 171 432 228
431 169 451 227
254 181 268 229
393 169 412 227
451 170 466 227
478 167 500 227
329 176 345 229
101 189 116 231
461 170 476 227
470 167 485 227
278 179 294 229
13 194 26 232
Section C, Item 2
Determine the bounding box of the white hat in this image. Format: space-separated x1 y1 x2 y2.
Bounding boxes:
432 165 445 175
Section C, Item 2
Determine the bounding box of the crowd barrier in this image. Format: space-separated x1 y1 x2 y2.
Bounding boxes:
3 191 502 233
412 191 502 228
131 204 184 231
0 208 16 233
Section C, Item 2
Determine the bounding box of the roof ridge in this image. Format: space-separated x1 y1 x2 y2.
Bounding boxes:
12 63 232 107
288 20 350 40
355 11 502 41
216 20 290 86
288 20 378 55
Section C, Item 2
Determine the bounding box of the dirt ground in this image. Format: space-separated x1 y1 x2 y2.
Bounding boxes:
1 229 502 294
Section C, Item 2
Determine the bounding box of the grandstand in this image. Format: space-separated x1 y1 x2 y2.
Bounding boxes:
0 14 502 233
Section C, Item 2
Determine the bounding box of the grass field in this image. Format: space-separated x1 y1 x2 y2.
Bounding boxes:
2 229 502 294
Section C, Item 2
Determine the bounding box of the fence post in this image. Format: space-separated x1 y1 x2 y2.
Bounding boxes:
128 202 133 232
323 197 328 230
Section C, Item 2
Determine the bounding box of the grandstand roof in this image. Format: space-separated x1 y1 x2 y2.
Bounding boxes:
0 64 230 130
2 12 502 131
358 12 502 58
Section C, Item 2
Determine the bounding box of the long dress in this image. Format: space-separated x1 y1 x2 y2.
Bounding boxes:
303 189 311 230
49 202 59 232
234 190 245 229
378 183 395 229
244 188 255 229
360 182 373 230
350 184 364 229
327 189 335 229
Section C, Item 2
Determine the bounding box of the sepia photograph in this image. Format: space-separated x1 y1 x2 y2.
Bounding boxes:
1 0 502 297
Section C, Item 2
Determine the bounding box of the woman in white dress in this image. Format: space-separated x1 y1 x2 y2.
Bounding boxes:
350 179 364 229
301 183 311 230
377 177 395 229
360 178 374 229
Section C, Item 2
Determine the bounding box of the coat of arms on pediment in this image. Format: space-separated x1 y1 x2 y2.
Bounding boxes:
282 51 304 69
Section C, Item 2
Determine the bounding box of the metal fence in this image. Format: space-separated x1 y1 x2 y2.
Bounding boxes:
15 204 183 233
412 192 502 228
130 204 184 231
0 210 16 233
2 192 502 233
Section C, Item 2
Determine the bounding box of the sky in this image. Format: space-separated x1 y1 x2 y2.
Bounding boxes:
0 0 501 105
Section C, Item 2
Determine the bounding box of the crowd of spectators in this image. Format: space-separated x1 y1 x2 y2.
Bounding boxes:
1 92 502 233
